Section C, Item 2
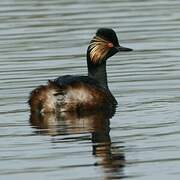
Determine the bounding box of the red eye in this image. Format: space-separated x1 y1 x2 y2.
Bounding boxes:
107 42 114 48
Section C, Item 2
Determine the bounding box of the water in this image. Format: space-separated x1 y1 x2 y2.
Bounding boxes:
1 0 180 179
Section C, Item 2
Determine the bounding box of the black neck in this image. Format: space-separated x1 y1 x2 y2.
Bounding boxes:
87 51 108 89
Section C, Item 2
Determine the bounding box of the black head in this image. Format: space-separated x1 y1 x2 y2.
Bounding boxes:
88 28 132 64
96 28 120 46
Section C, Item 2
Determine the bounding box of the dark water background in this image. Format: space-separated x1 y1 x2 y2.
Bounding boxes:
1 0 180 179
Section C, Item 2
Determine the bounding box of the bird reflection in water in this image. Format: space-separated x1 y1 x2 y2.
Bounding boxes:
30 108 125 179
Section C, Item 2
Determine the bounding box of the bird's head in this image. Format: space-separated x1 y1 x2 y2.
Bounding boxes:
87 28 132 64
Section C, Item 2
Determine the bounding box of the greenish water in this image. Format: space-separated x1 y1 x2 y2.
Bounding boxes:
1 0 180 179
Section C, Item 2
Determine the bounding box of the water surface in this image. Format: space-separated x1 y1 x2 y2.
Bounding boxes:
1 0 180 179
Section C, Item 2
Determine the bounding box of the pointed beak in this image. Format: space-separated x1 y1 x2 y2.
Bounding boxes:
116 45 133 52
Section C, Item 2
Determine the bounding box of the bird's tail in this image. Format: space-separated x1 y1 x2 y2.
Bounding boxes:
28 81 59 114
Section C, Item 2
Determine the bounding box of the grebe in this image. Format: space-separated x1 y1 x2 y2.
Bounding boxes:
29 28 132 113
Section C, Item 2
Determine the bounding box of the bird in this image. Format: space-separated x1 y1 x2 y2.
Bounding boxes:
28 28 132 114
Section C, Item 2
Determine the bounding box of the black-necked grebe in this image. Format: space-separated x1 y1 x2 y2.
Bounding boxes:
29 28 132 113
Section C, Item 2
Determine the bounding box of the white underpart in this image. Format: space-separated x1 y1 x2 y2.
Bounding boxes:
66 86 93 103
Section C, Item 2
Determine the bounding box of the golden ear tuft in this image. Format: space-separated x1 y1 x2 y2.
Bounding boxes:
89 36 112 64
